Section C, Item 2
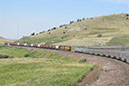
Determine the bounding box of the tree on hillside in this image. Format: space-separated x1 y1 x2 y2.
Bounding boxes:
48 29 50 31
77 19 81 22
126 14 129 16
70 21 74 24
31 33 35 36
52 27 57 30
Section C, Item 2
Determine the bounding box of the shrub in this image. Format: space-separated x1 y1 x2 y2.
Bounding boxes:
99 67 103 71
63 32 65 34
79 58 86 63
77 19 81 22
48 29 50 31
84 28 87 30
31 33 35 36
9 56 14 58
52 27 57 30
24 54 29 57
0 54 14 58
97 34 102 37
70 21 74 24
126 14 129 16
2 55 9 58
65 27 67 29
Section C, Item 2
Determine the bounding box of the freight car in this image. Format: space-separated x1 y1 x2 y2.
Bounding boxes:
74 46 129 63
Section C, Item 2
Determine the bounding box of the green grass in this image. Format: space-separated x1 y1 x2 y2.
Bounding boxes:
15 34 71 45
0 46 95 86
107 35 129 46
0 46 29 58
98 67 103 71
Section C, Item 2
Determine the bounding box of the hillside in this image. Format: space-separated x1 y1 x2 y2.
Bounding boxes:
0 36 15 45
16 13 129 47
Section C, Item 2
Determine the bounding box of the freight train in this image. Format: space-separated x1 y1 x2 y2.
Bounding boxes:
4 43 71 51
4 43 129 63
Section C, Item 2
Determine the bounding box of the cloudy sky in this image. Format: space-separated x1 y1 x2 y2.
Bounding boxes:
0 0 129 39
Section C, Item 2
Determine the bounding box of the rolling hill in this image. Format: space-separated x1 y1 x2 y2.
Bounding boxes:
0 36 15 45
16 13 129 47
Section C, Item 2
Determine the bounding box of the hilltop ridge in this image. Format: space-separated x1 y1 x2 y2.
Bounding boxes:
16 13 129 47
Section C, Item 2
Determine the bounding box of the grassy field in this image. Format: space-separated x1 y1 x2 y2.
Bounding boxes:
106 34 129 46
16 13 129 47
0 37 15 45
0 46 95 86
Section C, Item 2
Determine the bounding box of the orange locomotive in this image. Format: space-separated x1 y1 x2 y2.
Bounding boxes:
59 45 71 51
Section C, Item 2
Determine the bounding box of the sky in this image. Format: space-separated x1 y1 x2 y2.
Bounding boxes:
0 0 129 39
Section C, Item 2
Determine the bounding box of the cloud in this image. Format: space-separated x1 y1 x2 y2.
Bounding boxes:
98 0 129 4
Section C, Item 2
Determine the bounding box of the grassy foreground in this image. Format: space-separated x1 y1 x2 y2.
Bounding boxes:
0 46 95 86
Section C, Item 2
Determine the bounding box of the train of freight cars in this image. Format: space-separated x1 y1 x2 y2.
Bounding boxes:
75 46 129 63
5 43 129 63
4 43 71 51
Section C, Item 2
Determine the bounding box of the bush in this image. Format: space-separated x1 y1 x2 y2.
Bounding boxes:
52 27 57 30
24 54 29 57
9 56 14 58
65 27 67 29
79 58 86 63
48 29 50 31
97 34 102 37
0 54 14 58
31 33 35 36
99 67 103 71
77 19 81 22
70 21 74 24
126 14 129 16
3 55 9 58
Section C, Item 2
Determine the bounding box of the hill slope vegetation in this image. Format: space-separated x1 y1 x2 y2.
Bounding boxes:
0 36 15 44
16 13 129 47
0 46 94 86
